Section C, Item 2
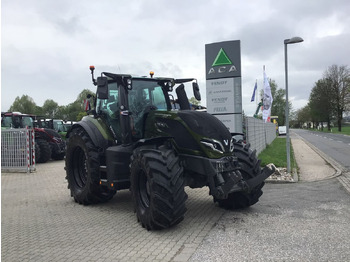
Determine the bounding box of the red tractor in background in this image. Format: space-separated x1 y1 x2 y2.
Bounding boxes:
1 112 66 163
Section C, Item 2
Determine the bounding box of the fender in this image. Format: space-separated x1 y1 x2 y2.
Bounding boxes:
67 116 114 150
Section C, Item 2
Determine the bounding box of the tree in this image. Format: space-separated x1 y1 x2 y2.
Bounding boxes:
323 65 350 131
308 79 334 130
9 95 38 114
42 99 59 118
294 105 312 128
63 101 83 121
189 97 200 106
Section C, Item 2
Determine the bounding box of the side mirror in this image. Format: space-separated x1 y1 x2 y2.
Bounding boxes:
192 82 201 101
96 77 108 99
176 84 191 110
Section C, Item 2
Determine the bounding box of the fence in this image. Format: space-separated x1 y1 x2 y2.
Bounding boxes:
245 116 277 155
1 128 36 173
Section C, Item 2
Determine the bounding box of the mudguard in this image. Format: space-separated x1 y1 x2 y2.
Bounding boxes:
67 116 114 150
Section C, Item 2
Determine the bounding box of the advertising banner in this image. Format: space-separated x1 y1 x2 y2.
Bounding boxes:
206 78 242 114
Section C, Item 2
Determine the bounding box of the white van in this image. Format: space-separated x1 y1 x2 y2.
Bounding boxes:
278 126 287 136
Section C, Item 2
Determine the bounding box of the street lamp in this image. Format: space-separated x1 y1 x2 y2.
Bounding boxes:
284 36 303 174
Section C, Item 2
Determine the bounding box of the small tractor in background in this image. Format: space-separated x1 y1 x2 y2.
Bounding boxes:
1 112 66 163
64 66 274 230
35 118 69 139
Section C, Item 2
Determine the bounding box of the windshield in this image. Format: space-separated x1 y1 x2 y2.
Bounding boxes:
1 115 33 128
53 120 67 132
94 78 169 141
22 116 34 128
128 79 168 113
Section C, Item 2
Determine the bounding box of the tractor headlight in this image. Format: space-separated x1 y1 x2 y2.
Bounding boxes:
230 137 234 152
166 81 173 91
126 78 132 90
200 139 225 154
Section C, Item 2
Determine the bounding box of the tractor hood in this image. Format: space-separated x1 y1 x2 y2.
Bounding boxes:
178 111 233 153
147 110 233 156
178 110 231 152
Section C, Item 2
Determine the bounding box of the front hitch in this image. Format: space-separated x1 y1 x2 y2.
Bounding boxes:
244 165 276 190
214 164 276 199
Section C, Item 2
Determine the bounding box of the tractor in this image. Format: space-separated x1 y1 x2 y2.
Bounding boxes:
1 112 66 163
65 66 274 230
35 118 69 139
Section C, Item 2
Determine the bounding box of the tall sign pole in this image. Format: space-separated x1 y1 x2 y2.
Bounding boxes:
205 40 242 133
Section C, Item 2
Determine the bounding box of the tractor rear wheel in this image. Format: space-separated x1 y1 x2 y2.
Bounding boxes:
214 142 264 209
34 142 41 163
130 144 187 230
65 127 115 205
36 139 51 163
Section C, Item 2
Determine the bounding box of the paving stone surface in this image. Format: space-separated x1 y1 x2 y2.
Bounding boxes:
1 160 225 262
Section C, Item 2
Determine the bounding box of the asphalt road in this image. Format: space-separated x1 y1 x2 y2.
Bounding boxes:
190 179 350 262
292 129 350 170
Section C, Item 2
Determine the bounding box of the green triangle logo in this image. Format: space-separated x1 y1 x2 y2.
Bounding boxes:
212 48 232 67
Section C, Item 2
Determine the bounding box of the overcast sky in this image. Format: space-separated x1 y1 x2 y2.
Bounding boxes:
2 0 350 116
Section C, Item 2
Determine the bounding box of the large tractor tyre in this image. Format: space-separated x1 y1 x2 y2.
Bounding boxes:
34 142 41 164
65 127 116 205
36 139 52 163
215 142 264 209
130 144 188 230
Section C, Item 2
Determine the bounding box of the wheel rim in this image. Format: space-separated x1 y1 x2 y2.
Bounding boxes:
138 170 150 209
72 147 88 188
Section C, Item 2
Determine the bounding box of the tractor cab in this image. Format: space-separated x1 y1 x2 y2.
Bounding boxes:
1 112 34 129
88 66 200 145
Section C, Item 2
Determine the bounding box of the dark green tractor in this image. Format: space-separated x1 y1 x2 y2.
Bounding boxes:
65 66 274 230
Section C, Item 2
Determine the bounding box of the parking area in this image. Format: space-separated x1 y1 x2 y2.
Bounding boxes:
3 159 350 262
1 160 225 262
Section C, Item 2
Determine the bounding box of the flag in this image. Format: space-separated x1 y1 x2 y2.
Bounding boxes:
83 99 91 111
262 70 273 123
250 81 257 102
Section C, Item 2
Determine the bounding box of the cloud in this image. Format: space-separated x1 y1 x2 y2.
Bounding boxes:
2 0 350 117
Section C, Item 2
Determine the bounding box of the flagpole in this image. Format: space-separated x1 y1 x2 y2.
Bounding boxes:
255 79 258 108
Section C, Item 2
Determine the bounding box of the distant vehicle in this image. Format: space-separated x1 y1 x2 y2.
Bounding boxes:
278 126 287 136
35 118 69 139
1 112 66 162
63 120 76 133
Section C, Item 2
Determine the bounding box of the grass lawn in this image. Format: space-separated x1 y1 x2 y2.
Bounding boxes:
310 125 350 135
258 137 297 169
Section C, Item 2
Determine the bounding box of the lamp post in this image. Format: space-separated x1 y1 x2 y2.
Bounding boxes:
284 36 303 174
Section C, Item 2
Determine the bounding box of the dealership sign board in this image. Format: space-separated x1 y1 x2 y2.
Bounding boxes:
205 40 241 79
205 40 242 133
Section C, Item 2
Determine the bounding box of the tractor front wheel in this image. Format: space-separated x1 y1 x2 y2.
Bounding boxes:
214 142 264 209
65 127 115 205
130 144 187 230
